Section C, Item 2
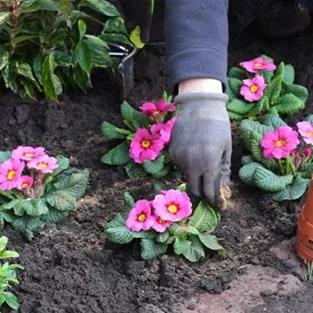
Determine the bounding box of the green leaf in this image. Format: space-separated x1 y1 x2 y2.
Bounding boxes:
2 292 19 310
283 64 295 85
102 141 130 165
182 236 205 262
0 47 9 71
73 65 90 93
274 94 305 115
152 164 171 179
75 41 92 77
52 155 70 176
228 78 242 96
84 0 120 16
228 67 246 80
100 33 132 47
104 17 127 34
253 167 291 192
85 35 110 49
174 237 192 255
263 115 287 129
101 121 128 139
0 151 12 164
198 233 224 251
46 191 76 211
228 111 243 121
0 12 11 26
0 236 8 252
276 62 285 77
12 216 45 240
104 214 135 244
189 201 219 233
282 84 308 102
241 155 254 165
156 231 170 244
16 63 38 85
247 97 265 117
124 161 146 178
120 101 150 128
52 169 89 200
227 99 255 115
41 209 67 223
143 155 165 175
140 239 167 260
263 70 274 84
265 74 283 104
58 0 72 19
0 250 19 259
78 20 87 41
239 162 263 185
19 199 49 216
130 26 145 49
41 53 58 101
273 177 308 201
120 192 135 219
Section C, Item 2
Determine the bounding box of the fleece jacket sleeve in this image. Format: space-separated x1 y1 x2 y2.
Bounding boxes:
164 0 229 90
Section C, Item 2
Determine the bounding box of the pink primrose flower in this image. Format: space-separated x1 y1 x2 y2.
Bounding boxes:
17 176 33 191
140 99 175 118
125 200 154 231
297 121 313 145
151 215 172 233
240 75 267 102
12 146 46 161
27 155 58 173
151 117 177 144
239 57 276 73
261 126 300 159
130 128 165 164
152 189 192 222
0 159 25 190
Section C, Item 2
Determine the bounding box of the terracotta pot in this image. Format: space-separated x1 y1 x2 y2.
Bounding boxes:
296 177 313 263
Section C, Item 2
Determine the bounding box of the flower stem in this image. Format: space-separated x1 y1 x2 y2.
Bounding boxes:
278 160 285 175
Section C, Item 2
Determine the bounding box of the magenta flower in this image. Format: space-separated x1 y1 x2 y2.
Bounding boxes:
125 200 154 231
12 146 45 161
297 121 313 145
261 126 300 159
240 75 267 102
152 189 192 222
130 128 165 164
17 176 33 191
27 155 58 173
239 57 276 73
0 159 25 190
140 99 175 118
151 215 172 233
151 117 177 144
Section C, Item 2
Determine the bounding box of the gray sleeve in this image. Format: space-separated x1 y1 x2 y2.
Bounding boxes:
164 0 229 90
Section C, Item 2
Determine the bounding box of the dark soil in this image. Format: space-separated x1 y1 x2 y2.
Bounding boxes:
1 11 313 313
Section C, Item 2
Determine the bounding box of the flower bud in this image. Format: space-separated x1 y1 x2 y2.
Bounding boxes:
304 147 312 158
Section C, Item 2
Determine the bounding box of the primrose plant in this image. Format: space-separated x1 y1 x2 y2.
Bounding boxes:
105 184 224 262
0 146 89 239
239 114 313 201
227 55 308 120
101 92 176 179
0 236 23 312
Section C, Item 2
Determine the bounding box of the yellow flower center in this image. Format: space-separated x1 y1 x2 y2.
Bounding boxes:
24 152 35 158
167 204 179 214
22 182 30 189
141 140 151 148
7 170 16 180
38 162 48 169
254 62 263 68
158 218 166 224
275 140 285 147
153 110 160 115
137 213 146 222
250 85 259 93
308 131 313 137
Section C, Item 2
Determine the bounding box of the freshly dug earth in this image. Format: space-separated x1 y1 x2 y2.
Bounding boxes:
1 21 313 313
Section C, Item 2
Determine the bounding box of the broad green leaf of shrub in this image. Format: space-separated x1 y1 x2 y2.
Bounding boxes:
182 236 205 262
174 237 192 255
84 0 120 16
0 12 11 26
2 292 20 310
41 53 58 101
227 99 254 115
143 155 165 175
189 201 219 233
0 250 19 259
253 167 292 192
74 41 92 76
272 177 308 201
274 94 305 115
102 141 130 165
283 64 295 85
140 239 168 260
198 233 224 251
282 84 308 102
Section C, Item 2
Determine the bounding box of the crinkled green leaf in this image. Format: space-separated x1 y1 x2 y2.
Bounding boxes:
263 115 287 129
283 64 295 85
52 155 70 176
274 93 305 115
228 78 242 96
174 237 192 255
0 151 12 164
140 239 167 260
265 74 282 104
101 121 129 139
228 67 246 80
120 192 135 219
124 161 146 178
241 155 255 165
121 101 150 128
227 99 254 115
228 111 243 120
273 177 308 201
102 141 130 166
182 236 205 262
247 97 265 117
143 155 165 175
282 84 308 103
239 162 263 185
46 191 76 211
240 119 272 147
156 231 169 244
198 233 224 251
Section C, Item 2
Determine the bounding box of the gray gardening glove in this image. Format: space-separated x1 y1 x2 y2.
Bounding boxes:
169 93 232 209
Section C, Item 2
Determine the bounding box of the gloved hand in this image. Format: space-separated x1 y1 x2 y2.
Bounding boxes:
169 93 232 210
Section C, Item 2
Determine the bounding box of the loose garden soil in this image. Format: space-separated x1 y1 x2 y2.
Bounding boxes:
1 13 313 313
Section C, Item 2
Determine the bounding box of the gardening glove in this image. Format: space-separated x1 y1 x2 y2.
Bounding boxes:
169 93 232 210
